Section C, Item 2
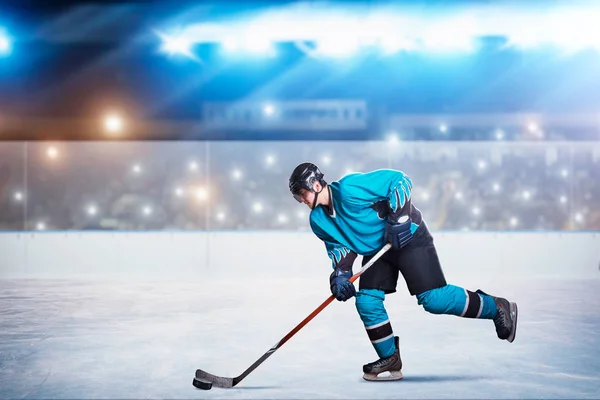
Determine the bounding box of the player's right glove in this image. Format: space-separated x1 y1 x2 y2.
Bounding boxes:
329 267 356 302
385 215 414 249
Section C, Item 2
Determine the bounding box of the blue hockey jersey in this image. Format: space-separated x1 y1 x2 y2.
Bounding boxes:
309 169 422 270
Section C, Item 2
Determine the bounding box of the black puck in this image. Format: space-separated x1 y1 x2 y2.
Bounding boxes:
193 377 213 390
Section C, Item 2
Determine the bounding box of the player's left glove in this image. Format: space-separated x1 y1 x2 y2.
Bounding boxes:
385 215 414 249
329 267 356 302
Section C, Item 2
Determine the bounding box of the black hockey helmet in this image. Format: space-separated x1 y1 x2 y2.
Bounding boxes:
289 162 327 203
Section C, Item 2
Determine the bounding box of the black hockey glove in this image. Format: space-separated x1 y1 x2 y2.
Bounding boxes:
329 267 356 302
385 215 414 249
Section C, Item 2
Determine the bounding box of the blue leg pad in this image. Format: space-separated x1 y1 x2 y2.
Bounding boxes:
417 285 497 319
356 289 395 358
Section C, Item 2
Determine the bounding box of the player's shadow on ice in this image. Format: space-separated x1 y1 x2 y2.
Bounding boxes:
402 375 487 383
232 386 280 390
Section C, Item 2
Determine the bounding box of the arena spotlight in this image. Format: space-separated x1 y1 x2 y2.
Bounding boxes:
277 214 288 224
322 155 332 165
188 161 199 172
509 217 519 227
495 129 505 140
174 187 185 197
559 195 568 204
132 164 142 174
231 169 242 180
87 205 98 216
156 30 195 58
216 211 226 221
104 114 123 134
252 202 263 213
439 124 448 133
36 222 46 231
527 121 539 133
14 191 23 201
142 206 153 216
387 132 400 146
195 187 209 202
265 155 276 166
263 103 275 117
46 146 59 160
0 29 11 56
0 37 9 55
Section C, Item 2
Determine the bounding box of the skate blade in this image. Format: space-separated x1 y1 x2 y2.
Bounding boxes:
507 302 518 343
363 370 403 382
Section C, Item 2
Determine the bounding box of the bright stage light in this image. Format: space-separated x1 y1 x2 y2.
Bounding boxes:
265 155 276 166
387 133 400 146
195 187 209 202
559 195 568 204
263 104 275 116
0 31 11 56
188 161 199 172
253 202 263 213
46 147 59 160
104 114 123 134
155 30 195 58
231 169 242 180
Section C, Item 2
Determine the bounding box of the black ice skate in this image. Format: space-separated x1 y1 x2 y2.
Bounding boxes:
362 336 403 382
477 290 518 343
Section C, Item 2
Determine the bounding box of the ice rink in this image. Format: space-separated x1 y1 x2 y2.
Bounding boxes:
1 275 599 399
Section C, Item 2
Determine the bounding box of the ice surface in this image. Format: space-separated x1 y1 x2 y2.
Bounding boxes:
1 277 599 399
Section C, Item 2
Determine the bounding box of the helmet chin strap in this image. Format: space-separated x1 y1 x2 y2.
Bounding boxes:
311 186 323 209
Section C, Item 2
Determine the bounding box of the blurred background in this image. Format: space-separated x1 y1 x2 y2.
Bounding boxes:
0 0 598 232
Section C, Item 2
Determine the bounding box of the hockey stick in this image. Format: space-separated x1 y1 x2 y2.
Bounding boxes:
193 243 393 390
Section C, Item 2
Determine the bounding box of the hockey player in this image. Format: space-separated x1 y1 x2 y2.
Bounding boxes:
288 162 518 382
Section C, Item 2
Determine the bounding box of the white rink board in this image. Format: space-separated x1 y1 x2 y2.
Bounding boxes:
0 231 598 279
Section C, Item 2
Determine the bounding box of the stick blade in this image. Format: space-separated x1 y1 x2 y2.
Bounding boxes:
195 369 235 388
